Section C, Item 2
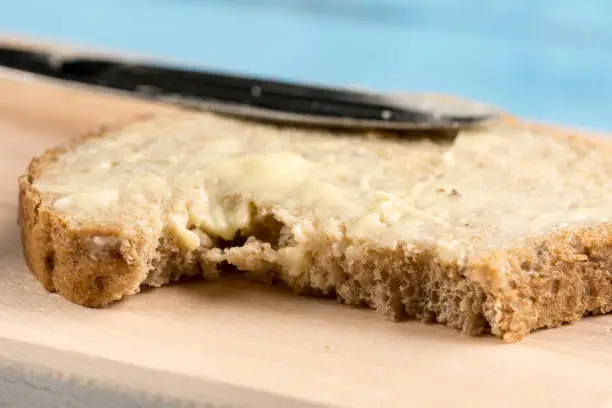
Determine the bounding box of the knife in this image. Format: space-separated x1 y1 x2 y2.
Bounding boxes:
0 45 500 131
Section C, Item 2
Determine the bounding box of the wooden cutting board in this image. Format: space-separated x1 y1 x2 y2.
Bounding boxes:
2 56 612 408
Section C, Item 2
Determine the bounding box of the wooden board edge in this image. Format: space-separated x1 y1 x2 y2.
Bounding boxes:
0 337 328 408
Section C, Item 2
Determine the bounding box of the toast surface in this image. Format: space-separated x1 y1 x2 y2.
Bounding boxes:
19 112 612 341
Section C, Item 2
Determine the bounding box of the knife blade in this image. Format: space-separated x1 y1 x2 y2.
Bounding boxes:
0 45 500 131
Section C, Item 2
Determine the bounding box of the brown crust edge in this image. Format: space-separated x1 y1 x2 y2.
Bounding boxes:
479 116 612 341
18 114 157 307
492 224 612 342
17 113 612 340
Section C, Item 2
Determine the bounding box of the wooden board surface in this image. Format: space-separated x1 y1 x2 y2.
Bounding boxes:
2 65 612 408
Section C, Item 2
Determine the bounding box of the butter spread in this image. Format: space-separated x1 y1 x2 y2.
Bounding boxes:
33 112 612 262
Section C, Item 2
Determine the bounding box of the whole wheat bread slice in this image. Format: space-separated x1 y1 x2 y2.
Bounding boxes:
18 111 612 342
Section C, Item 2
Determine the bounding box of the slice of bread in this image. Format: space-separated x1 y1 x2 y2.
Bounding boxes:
19 111 612 342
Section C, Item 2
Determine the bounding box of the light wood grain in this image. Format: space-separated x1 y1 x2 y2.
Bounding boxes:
2 62 612 408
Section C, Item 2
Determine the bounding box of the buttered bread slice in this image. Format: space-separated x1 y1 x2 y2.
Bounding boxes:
19 112 612 341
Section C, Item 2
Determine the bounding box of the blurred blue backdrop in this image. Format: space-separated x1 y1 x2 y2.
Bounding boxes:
1 0 611 130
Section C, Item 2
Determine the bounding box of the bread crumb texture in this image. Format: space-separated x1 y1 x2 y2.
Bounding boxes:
19 112 612 342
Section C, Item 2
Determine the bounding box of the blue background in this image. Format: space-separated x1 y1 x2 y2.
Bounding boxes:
1 0 611 130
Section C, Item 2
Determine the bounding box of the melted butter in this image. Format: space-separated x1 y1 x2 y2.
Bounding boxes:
168 213 200 251
33 112 612 257
207 151 348 211
53 190 119 212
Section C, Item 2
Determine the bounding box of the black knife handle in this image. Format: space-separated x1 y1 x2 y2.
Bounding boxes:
58 59 439 124
0 46 495 126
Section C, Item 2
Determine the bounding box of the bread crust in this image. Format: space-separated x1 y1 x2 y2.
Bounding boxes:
18 113 612 341
19 116 155 307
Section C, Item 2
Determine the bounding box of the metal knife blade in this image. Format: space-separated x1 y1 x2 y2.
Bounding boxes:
0 45 500 131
